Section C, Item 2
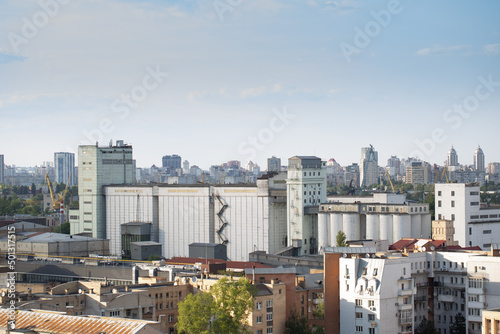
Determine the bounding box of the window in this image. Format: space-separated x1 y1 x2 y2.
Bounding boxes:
469 228 472 235
346 284 350 291
438 191 442 196
469 278 483 289
256 316 262 324
356 326 363 332
373 268 378 276
356 299 362 306
438 201 442 207
266 300 273 308
368 314 375 321
257 331 263 334
356 312 363 319
369 329 375 334
438 214 442 219
266 328 273 334
451 214 455 221
471 202 479 206
368 300 375 307
256 302 262 310
483 230 492 234
451 201 455 207
168 315 174 322
451 191 455 196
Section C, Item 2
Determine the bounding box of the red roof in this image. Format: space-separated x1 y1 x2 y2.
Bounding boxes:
390 238 447 251
165 257 273 269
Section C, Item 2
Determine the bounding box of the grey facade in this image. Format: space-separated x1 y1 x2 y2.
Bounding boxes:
54 152 76 185
189 243 227 261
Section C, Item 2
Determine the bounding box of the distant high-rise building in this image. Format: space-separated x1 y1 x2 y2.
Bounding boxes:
162 155 181 169
0 154 4 184
267 156 281 172
488 162 500 175
405 161 430 185
447 146 459 166
54 152 76 186
226 160 241 169
474 146 485 172
74 140 134 239
344 163 360 188
182 160 189 174
386 155 400 177
360 146 378 188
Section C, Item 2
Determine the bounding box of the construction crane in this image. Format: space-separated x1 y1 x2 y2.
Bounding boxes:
441 167 451 183
45 173 72 210
359 144 376 195
384 169 396 193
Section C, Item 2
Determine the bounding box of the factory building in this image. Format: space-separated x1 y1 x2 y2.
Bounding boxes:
286 156 327 255
317 193 431 250
435 183 500 249
104 172 287 261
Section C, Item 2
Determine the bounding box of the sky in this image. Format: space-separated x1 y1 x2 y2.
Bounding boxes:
1 0 499 170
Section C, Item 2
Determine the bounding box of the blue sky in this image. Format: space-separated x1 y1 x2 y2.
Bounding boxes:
1 0 499 169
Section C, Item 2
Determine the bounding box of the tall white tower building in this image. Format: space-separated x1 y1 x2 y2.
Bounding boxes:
360 146 378 188
473 146 485 172
286 156 326 255
74 141 134 239
447 146 459 166
54 152 76 186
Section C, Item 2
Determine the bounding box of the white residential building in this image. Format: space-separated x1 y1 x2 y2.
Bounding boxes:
286 156 327 255
338 250 500 334
435 183 500 249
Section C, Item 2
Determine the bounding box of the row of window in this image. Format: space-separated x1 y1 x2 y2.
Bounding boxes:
355 326 376 333
256 313 273 323
256 328 273 334
303 172 321 176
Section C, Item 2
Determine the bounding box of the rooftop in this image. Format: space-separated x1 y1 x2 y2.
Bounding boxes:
0 309 162 334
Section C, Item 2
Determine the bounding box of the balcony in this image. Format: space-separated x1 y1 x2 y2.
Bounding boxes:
398 303 413 311
398 276 412 282
468 287 485 295
398 318 412 325
398 288 415 296
414 296 427 302
437 294 455 303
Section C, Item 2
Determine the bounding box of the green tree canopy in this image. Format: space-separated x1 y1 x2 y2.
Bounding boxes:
415 318 438 334
449 313 466 334
336 230 347 247
176 277 256 334
176 292 214 334
284 309 312 334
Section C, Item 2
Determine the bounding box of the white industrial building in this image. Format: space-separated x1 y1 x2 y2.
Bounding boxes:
338 250 500 334
74 141 134 239
318 193 432 250
286 156 327 255
435 183 500 249
104 173 287 261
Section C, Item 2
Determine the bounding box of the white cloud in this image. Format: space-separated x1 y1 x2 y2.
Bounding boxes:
415 45 470 56
482 43 500 56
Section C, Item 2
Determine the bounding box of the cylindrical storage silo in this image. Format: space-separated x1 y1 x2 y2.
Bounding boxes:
366 214 379 241
318 213 329 252
421 213 432 238
330 213 343 245
379 215 393 244
411 214 422 238
393 215 411 242
343 213 360 241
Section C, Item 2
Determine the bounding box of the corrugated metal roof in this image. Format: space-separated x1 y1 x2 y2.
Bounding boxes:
0 309 157 334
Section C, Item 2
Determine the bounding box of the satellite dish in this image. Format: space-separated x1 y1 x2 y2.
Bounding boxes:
191 276 197 283
366 254 370 258
430 246 435 251
78 289 82 294
343 254 347 258
372 254 376 258
422 247 426 252
1 291 5 297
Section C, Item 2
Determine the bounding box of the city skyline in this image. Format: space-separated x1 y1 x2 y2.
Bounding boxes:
1 1 499 168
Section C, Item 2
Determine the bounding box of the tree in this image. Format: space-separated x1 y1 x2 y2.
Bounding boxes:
284 309 312 334
176 277 256 334
176 292 214 334
210 277 256 333
312 300 324 319
336 230 347 247
449 313 466 334
415 318 438 334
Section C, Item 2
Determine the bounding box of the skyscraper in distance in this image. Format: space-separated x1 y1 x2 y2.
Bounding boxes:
474 146 485 172
54 152 76 185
